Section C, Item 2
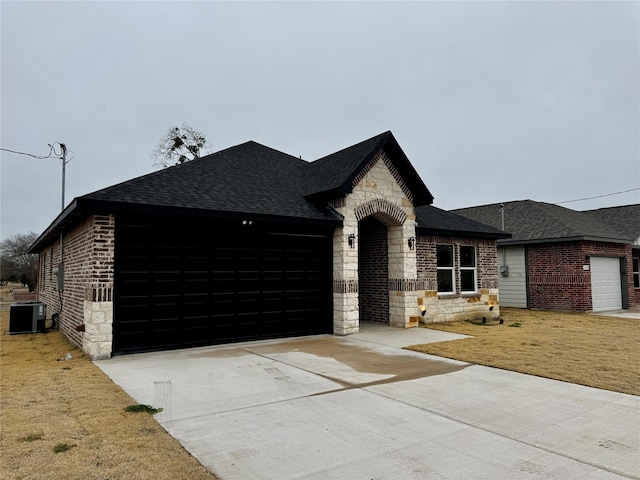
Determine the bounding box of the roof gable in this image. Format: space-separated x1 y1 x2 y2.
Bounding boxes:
453 200 634 244
302 131 434 206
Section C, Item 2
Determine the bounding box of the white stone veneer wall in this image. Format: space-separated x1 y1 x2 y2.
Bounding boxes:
419 289 500 324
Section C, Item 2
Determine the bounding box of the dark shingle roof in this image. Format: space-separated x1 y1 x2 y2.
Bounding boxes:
28 142 342 252
302 131 434 206
29 132 504 253
583 204 640 242
302 132 390 196
416 205 510 239
81 141 337 221
453 200 634 244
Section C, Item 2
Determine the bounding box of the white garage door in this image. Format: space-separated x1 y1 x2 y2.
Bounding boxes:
590 257 622 312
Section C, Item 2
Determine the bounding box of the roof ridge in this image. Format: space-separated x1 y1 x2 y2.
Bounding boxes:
583 203 640 213
312 131 391 162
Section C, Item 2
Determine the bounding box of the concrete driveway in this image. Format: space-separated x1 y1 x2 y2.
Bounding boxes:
96 323 639 480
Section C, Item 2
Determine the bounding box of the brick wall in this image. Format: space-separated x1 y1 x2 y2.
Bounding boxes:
635 252 640 304
358 216 389 323
37 215 115 348
527 241 635 311
416 235 499 291
416 234 500 323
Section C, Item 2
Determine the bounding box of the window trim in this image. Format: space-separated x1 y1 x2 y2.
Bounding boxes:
459 245 477 293
436 244 455 294
633 257 639 289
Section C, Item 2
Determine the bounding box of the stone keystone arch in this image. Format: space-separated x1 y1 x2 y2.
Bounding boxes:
354 198 407 226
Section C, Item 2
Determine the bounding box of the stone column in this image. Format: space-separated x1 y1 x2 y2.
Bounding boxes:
82 283 114 360
388 220 419 328
333 220 360 335
82 301 113 360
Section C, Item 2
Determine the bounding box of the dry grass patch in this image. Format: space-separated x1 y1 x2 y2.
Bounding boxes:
407 307 640 396
0 307 218 480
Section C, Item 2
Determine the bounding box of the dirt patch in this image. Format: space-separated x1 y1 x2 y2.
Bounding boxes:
407 307 640 396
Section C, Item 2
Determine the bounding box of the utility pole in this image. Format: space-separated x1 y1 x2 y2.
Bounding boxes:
0 142 70 292
58 143 67 292
60 143 67 211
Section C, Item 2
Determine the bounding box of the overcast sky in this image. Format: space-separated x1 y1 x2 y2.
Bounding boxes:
1 1 638 241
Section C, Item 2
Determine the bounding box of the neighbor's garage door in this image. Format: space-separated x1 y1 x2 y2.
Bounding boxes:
590 257 622 312
113 215 333 354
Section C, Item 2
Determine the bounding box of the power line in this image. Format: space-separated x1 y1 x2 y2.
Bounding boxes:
555 187 640 205
1 144 74 163
2 142 73 212
0 145 56 159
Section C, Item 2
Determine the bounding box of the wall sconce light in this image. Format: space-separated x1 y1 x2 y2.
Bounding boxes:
419 305 427 316
408 237 415 250
348 234 356 248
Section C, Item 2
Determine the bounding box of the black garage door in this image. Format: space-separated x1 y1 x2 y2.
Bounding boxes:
113 215 333 354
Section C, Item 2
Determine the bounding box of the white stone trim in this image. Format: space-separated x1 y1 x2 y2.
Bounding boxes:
82 300 113 360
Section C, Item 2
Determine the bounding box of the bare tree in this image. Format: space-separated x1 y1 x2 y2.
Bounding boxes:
0 232 39 291
151 122 211 169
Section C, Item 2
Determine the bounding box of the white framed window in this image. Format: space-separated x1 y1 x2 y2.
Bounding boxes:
460 245 477 293
633 257 639 289
437 245 454 294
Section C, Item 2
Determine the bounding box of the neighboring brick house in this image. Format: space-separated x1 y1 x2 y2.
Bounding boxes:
29 131 509 359
453 201 639 312
586 204 640 306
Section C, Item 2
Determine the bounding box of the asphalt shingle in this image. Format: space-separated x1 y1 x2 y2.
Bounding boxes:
302 132 391 197
82 141 336 221
453 200 634 243
416 205 510 238
29 132 503 252
584 204 640 242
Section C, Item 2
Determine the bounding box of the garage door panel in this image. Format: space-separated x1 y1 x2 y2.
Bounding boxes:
114 217 332 354
591 257 622 312
119 279 151 296
184 279 209 294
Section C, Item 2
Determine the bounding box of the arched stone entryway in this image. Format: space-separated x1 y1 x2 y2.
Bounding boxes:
330 150 420 335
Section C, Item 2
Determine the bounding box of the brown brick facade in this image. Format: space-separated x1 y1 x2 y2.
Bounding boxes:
527 241 635 311
415 235 500 323
37 214 115 348
416 235 499 292
635 251 640 304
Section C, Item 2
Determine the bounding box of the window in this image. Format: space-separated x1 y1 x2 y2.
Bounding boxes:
460 246 477 293
634 257 639 289
437 245 454 293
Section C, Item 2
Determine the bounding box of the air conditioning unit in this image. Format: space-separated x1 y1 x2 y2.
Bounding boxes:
9 302 46 334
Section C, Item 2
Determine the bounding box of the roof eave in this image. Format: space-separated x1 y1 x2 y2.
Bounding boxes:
27 198 342 253
416 227 511 240
28 198 84 253
497 235 634 246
